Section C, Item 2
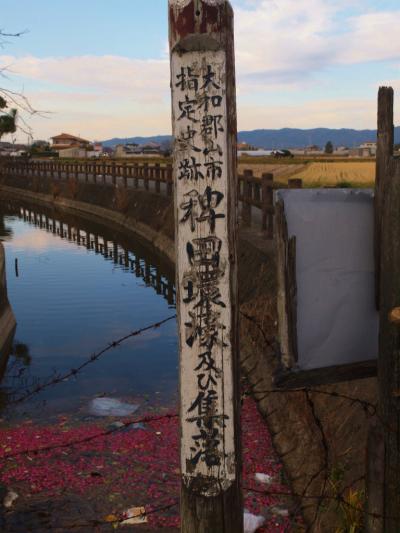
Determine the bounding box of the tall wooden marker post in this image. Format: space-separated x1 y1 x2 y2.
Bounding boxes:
169 1 243 531
374 86 400 532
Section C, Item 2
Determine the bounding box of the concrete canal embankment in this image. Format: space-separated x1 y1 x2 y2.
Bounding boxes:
0 174 378 530
0 242 16 377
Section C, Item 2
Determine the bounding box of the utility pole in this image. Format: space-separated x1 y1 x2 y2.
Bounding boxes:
169 1 243 532
374 86 400 532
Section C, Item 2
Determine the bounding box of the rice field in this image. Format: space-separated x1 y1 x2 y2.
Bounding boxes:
237 161 375 187
290 161 375 187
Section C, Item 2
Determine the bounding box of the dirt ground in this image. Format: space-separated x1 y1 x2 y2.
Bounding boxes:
0 398 299 532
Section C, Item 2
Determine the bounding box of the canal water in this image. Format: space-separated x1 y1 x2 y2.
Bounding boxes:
0 199 178 421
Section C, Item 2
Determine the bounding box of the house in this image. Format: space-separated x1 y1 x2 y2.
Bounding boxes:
57 147 88 159
237 142 259 151
51 133 91 158
139 142 163 156
359 142 377 157
115 143 139 158
114 142 162 158
349 142 377 158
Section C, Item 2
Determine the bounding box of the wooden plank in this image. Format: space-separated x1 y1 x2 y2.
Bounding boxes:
375 87 394 309
169 1 242 531
375 86 400 532
274 359 377 389
366 422 384 532
275 199 297 369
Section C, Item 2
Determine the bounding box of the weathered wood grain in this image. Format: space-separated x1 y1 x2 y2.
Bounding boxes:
169 1 242 531
375 86 400 531
275 199 298 370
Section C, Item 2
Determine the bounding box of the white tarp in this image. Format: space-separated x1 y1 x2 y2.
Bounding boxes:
276 189 378 370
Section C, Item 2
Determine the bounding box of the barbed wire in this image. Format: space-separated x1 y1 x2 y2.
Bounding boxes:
6 315 176 406
0 295 387 529
0 412 178 461
4 500 179 532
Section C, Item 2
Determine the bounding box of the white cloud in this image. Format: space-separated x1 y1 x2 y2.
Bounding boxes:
238 96 393 129
339 11 400 64
234 0 338 82
233 0 400 86
1 54 170 101
2 0 400 139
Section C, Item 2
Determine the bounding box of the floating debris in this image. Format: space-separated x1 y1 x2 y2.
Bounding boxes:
121 506 147 526
244 512 266 533
88 398 139 417
254 473 274 485
3 490 18 509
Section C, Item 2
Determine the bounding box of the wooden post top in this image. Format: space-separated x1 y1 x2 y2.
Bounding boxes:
377 86 394 158
169 0 233 52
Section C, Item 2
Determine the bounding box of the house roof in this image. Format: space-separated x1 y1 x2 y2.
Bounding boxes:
55 144 87 151
51 133 90 143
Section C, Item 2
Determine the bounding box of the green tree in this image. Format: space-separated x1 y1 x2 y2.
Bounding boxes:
30 140 50 154
0 96 17 139
325 141 334 154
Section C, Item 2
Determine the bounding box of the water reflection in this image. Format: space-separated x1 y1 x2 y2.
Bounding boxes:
7 203 176 306
0 199 178 420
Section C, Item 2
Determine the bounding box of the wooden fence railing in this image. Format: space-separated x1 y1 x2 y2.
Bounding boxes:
0 159 302 239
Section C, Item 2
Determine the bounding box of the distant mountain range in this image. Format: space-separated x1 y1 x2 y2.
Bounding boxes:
102 127 400 150
101 136 172 149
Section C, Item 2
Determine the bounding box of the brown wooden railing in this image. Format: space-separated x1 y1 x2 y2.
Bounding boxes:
0 159 302 239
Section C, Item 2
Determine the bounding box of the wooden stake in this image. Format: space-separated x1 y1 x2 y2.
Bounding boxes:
375 86 400 532
169 1 242 531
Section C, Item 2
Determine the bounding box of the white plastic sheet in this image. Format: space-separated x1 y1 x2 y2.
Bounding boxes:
244 512 265 533
88 397 139 417
276 189 378 370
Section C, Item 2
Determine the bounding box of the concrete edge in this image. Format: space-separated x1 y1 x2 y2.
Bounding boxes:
0 185 176 265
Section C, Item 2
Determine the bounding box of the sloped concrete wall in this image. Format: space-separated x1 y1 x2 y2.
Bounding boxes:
0 243 16 377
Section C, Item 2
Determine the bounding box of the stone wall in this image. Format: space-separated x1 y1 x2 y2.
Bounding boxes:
0 243 16 378
0 174 377 531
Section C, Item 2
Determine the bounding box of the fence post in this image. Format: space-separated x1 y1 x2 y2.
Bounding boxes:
169 1 243 531
261 172 274 238
134 163 139 188
155 163 161 194
102 161 106 185
143 163 149 191
123 163 128 188
111 161 116 186
242 169 252 227
288 178 303 189
374 86 400 533
165 164 172 196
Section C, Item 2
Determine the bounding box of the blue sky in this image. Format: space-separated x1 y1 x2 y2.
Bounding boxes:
1 0 400 142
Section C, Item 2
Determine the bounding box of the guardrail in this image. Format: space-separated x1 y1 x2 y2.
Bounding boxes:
0 159 303 239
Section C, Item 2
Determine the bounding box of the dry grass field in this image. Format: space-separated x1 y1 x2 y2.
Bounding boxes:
290 161 375 187
238 160 375 187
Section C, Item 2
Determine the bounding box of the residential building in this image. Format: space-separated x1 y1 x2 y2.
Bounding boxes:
114 142 162 158
51 133 91 155
57 147 87 159
359 142 377 156
115 143 139 158
349 142 377 158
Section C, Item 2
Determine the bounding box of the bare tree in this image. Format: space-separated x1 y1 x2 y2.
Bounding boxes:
0 29 48 142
